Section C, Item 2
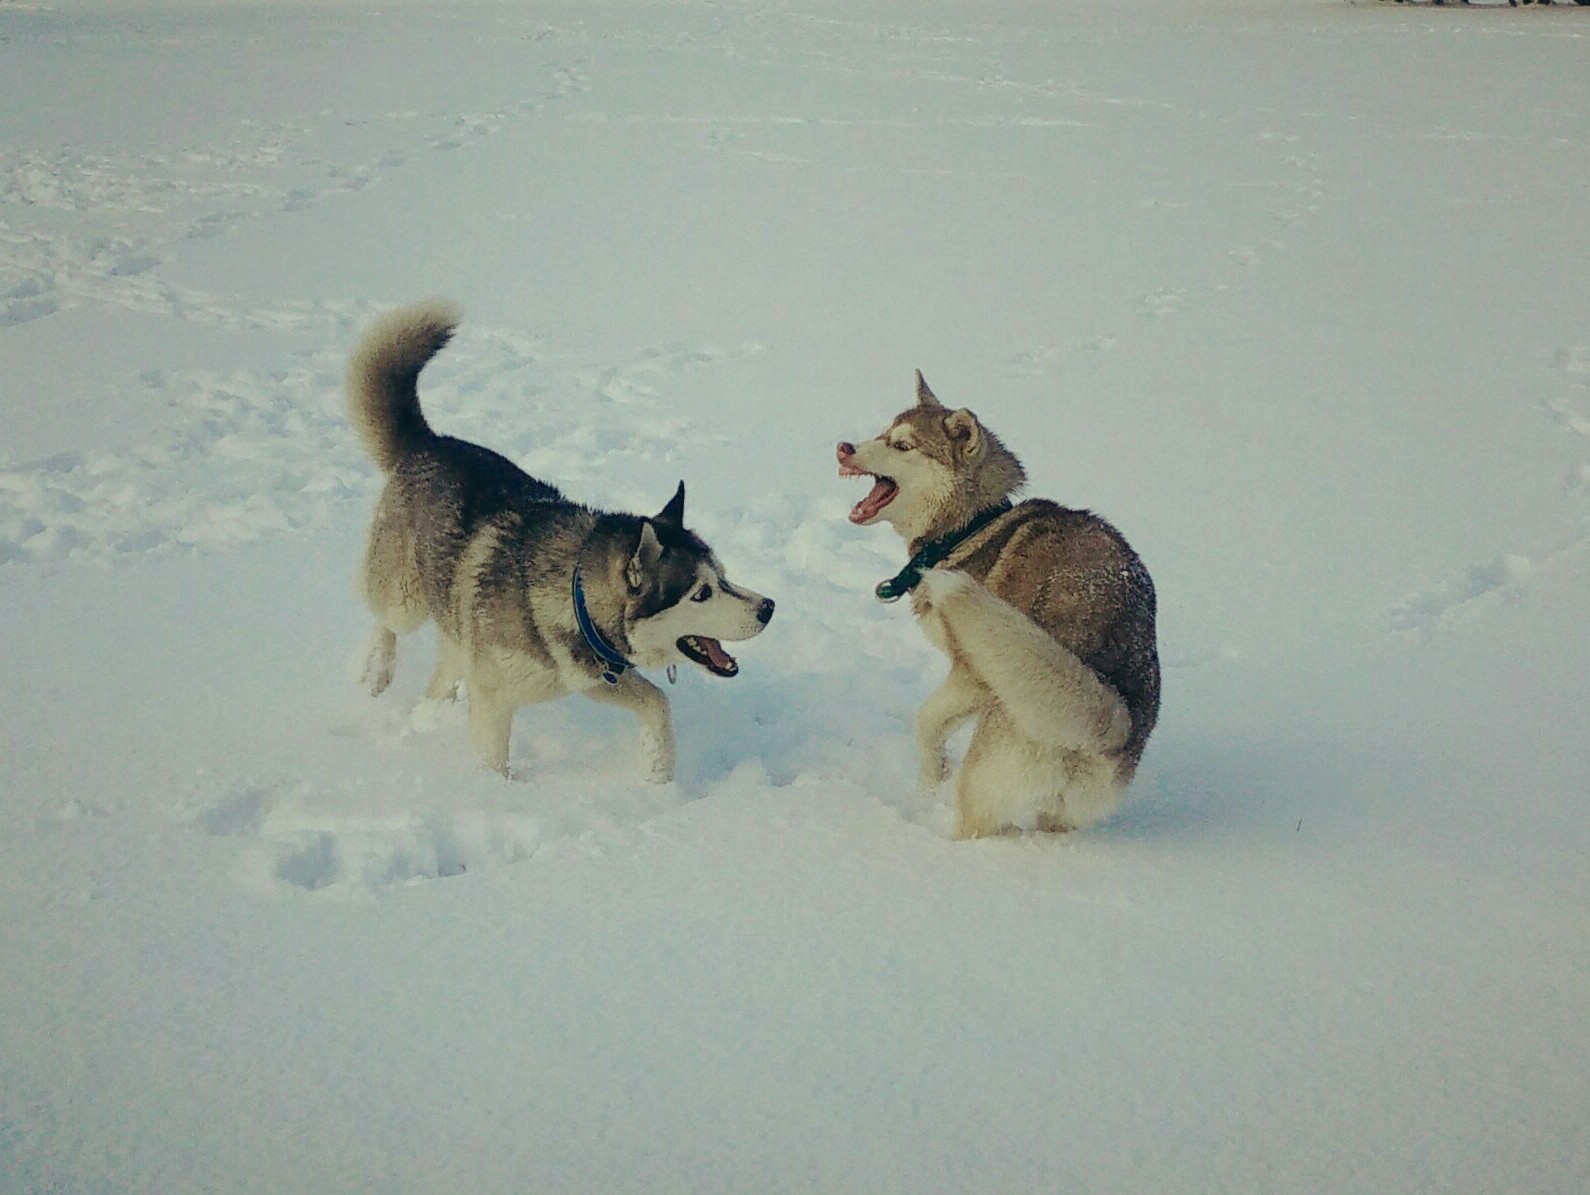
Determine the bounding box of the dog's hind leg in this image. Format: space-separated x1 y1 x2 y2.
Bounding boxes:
355 627 399 696
424 635 464 702
353 490 428 696
354 607 426 697
468 685 515 776
584 673 676 783
953 707 1059 839
919 570 1130 756
916 664 985 793
1043 752 1126 833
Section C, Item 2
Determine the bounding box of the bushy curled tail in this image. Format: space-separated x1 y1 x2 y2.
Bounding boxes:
346 300 460 472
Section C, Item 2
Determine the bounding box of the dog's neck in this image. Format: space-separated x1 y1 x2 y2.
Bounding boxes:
877 498 1014 603
572 531 637 680
572 566 631 683
907 446 1025 552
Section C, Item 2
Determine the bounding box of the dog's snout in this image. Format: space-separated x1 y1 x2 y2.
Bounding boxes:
757 598 775 625
837 441 856 460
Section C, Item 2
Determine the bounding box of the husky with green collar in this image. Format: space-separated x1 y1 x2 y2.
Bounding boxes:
839 372 1159 839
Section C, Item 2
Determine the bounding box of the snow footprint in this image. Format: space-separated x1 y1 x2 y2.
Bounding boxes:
1545 348 1590 440
1401 349 1590 635
1006 344 1063 377
184 779 541 895
1135 287 1184 318
0 361 371 566
1390 554 1538 635
0 278 59 327
1545 349 1590 492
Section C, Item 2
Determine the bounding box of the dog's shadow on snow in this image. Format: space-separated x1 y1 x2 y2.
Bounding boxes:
657 672 1360 853
663 668 855 792
1110 732 1370 849
341 622 1359 853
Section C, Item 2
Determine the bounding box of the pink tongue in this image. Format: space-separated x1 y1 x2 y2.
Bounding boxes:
850 478 897 524
701 638 736 671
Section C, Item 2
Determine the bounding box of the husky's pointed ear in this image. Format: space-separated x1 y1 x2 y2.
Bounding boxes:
915 369 944 409
627 521 664 591
944 408 983 456
656 481 686 529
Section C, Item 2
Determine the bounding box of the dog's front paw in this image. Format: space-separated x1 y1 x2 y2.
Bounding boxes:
641 732 676 784
353 628 397 696
918 752 951 794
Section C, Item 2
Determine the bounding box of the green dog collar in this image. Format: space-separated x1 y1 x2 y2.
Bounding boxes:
875 500 1013 603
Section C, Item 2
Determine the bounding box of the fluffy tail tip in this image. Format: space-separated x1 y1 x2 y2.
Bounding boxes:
354 298 463 362
346 298 464 472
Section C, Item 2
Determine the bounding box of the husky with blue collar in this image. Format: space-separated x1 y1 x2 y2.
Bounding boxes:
840 372 1159 839
348 302 773 779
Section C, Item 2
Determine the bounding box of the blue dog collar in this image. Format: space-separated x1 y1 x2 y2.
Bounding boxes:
572 567 632 685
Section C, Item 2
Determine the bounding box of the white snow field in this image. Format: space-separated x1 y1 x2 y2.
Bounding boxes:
2 0 1588 1190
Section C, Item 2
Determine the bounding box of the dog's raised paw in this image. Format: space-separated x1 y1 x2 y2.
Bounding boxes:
353 628 398 696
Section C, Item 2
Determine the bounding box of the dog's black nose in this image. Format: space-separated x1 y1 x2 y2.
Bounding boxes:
757 598 775 625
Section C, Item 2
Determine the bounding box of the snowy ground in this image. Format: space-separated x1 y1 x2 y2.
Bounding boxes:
2 1 1588 1191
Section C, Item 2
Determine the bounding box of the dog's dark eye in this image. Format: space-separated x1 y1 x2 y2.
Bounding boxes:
691 585 712 603
891 441 911 452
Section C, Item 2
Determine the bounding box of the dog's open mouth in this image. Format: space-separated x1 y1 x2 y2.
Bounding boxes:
840 463 898 525
678 635 738 677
